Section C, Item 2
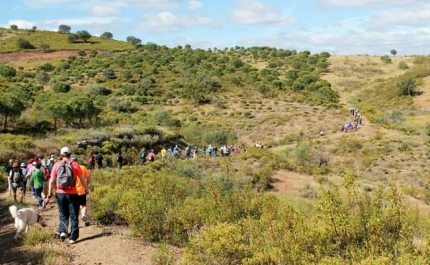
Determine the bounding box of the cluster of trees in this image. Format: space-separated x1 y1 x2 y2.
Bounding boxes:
0 42 340 131
58 24 113 43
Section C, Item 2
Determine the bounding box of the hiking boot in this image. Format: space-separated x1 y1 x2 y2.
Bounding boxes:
82 215 90 226
69 239 76 244
60 232 68 241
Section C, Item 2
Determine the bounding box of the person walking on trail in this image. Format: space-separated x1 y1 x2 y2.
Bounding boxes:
116 152 124 169
30 162 45 209
6 159 14 191
20 162 27 196
46 146 90 244
9 161 24 203
96 153 103 169
25 160 37 198
161 147 167 161
71 155 91 226
88 153 95 171
140 148 146 164
148 150 155 162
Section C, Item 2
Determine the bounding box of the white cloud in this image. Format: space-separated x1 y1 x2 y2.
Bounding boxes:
91 5 120 16
45 16 119 26
229 0 295 26
112 0 182 10
24 0 78 8
372 6 430 27
6 20 36 30
138 11 219 32
188 1 203 10
320 0 428 8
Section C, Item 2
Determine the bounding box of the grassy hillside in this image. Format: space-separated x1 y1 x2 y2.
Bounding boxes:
0 28 134 52
1 34 430 263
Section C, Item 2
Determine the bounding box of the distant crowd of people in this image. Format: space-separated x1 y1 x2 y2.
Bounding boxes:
342 107 363 132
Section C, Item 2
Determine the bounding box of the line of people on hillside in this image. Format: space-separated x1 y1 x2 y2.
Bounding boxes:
5 147 91 244
342 107 363 132
138 144 249 162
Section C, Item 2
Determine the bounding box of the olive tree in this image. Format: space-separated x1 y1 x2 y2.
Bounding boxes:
126 36 142 46
100 32 113 40
76 30 91 42
58 24 71 34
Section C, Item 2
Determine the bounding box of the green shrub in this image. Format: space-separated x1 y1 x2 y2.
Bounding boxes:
398 61 409 70
23 226 52 246
0 65 16 77
51 82 70 93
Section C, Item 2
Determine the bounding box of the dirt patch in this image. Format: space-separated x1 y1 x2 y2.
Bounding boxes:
0 51 78 61
414 76 430 110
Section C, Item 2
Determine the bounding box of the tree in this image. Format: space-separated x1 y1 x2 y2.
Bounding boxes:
0 65 16 78
76 30 91 42
58 24 71 34
100 32 113 40
40 42 50 52
44 100 69 130
397 77 416 96
126 36 142 46
10 25 18 30
16 38 34 49
67 33 79 43
0 92 26 131
36 70 50 85
51 82 71 93
390 49 397 56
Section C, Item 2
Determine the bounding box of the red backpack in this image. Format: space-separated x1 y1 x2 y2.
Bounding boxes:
42 166 50 181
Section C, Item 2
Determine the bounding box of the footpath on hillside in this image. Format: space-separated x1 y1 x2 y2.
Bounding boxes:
0 189 156 265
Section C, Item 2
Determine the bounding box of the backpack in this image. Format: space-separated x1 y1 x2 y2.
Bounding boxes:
42 166 50 181
140 151 146 158
117 154 123 162
88 156 94 163
12 169 23 183
56 161 75 189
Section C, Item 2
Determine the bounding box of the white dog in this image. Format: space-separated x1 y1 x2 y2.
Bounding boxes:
9 205 47 241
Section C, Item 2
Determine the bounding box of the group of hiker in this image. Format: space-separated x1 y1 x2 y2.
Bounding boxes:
342 107 363 132
5 147 91 244
5 154 54 205
138 144 248 162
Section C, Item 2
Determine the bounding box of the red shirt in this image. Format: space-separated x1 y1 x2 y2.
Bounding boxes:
51 159 82 194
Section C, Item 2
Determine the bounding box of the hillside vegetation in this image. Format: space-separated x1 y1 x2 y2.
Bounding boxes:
1 29 430 264
0 28 134 52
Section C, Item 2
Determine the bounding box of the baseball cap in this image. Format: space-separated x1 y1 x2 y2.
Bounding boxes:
60 146 71 155
20 162 26 167
71 155 77 161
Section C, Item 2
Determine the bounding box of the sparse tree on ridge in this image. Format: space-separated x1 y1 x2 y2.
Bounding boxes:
100 32 113 40
10 25 18 30
76 30 92 42
126 35 142 46
390 49 397 56
58 24 71 34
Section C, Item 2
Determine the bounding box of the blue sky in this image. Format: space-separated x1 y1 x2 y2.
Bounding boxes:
1 0 429 55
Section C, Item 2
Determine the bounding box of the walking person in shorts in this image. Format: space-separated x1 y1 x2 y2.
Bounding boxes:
71 155 91 226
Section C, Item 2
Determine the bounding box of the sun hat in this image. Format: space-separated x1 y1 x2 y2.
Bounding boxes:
60 146 71 155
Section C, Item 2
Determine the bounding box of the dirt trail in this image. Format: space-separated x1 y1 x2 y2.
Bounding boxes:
0 190 157 265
